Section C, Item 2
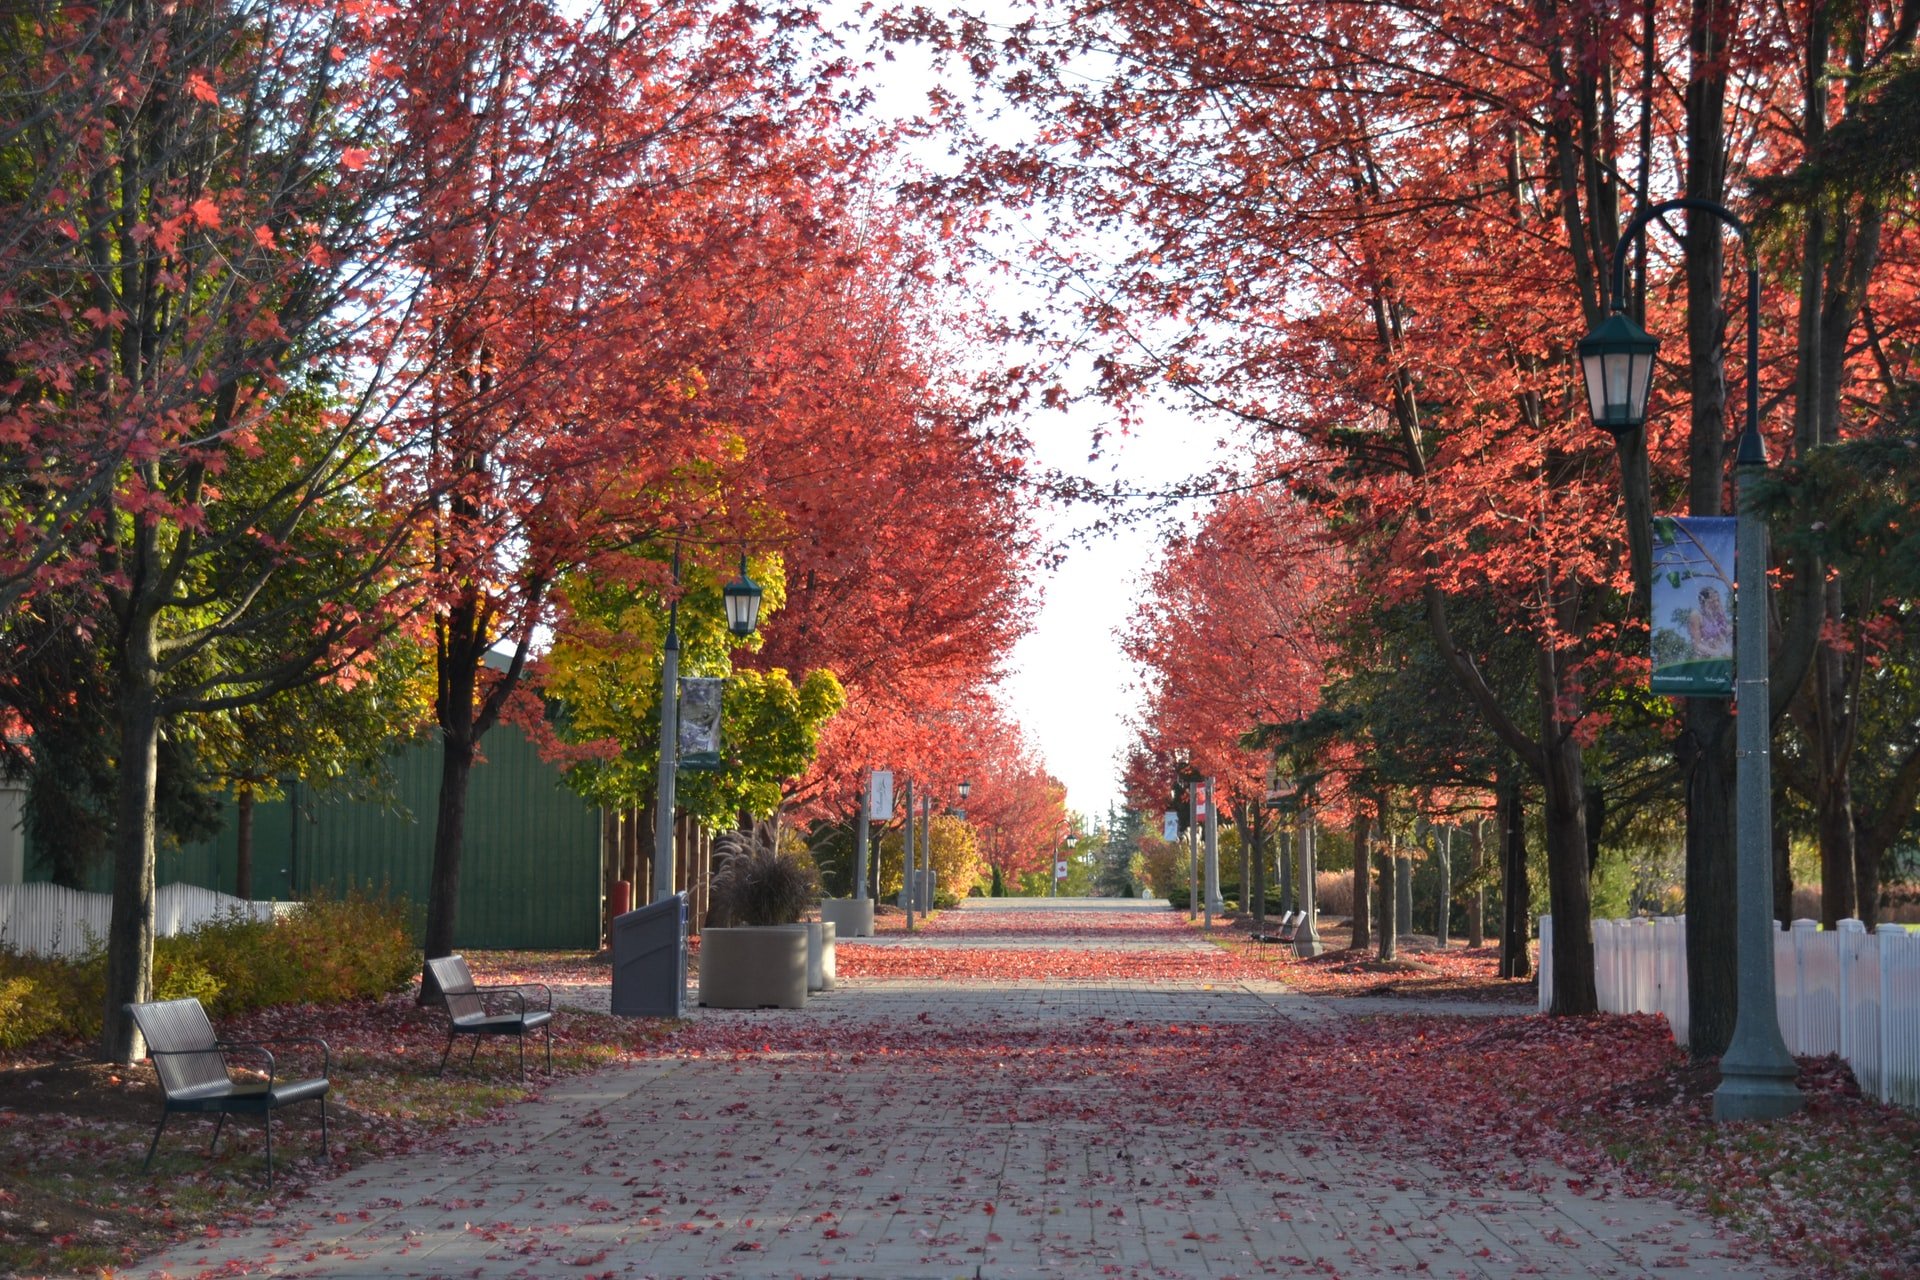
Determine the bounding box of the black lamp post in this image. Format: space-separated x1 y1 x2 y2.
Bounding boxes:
1577 197 1800 1121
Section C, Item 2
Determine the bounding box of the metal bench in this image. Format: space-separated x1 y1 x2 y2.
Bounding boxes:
426 954 554 1080
1276 910 1303 944
125 998 329 1190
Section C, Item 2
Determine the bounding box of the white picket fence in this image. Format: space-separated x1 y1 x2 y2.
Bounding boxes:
0 882 289 960
1540 913 1920 1109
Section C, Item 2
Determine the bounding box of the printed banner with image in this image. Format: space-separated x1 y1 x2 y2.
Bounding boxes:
676 677 725 769
1650 516 1736 697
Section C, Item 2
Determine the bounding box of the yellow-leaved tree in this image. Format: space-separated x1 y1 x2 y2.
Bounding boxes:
876 814 984 903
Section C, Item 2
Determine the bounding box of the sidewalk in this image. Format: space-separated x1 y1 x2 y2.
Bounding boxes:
131 901 1781 1279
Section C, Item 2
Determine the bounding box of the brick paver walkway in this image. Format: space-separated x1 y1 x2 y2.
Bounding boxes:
132 900 1780 1279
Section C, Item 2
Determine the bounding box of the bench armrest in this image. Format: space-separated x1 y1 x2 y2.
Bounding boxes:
473 982 551 1012
219 1036 332 1079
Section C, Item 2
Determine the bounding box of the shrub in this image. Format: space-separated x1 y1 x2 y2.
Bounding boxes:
152 945 224 1009
275 885 419 1002
711 824 821 927
1316 871 1353 918
0 975 61 1049
0 948 104 1045
0 886 418 1049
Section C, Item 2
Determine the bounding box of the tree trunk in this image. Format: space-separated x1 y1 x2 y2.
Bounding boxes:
1855 834 1881 931
1395 853 1412 938
1277 814 1292 913
1773 819 1794 928
420 731 476 1003
1250 804 1266 934
1681 701 1739 1057
234 785 255 901
1436 826 1452 948
1467 819 1486 948
102 651 162 1064
1349 811 1371 952
1237 805 1251 909
1680 0 1741 1061
1541 730 1597 1015
1812 623 1859 926
1377 824 1398 963
1498 768 1531 980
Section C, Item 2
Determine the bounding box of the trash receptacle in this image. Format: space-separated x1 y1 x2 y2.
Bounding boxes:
610 893 687 1017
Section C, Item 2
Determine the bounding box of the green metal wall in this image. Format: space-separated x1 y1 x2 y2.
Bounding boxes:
34 726 603 950
290 729 603 949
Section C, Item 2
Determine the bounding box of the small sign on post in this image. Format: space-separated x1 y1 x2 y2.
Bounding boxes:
1162 811 1179 842
1054 859 1068 880
867 770 894 820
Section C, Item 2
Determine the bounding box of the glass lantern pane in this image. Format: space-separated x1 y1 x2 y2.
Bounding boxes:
1604 351 1633 420
1581 350 1607 421
1629 350 1656 421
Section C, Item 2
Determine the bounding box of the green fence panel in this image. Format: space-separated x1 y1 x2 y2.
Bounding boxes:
292 729 602 950
32 727 602 951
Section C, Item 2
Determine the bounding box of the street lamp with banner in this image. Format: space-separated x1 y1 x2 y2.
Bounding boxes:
1578 197 1800 1121
653 546 762 904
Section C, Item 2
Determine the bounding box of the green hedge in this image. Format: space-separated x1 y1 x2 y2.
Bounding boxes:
0 886 418 1049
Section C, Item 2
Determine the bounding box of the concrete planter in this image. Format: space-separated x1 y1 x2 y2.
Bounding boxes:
696 926 808 1009
818 898 874 939
805 920 837 992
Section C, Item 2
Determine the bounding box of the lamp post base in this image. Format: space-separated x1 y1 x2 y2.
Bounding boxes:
1713 1064 1803 1122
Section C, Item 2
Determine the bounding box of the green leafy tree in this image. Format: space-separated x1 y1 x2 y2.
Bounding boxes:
543 550 845 827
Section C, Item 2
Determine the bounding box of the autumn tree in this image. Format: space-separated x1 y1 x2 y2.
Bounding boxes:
0 0 459 1061
386 0 870 987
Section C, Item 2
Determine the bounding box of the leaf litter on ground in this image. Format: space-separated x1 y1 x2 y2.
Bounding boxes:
1 922 1913 1279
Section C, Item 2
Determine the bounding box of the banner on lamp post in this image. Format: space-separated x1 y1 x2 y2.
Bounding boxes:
676 677 725 770
1055 860 1069 880
1650 516 1736 697
867 770 894 820
1162 811 1179 842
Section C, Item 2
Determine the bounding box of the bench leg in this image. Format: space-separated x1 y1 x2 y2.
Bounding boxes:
264 1112 274 1193
437 1029 457 1077
142 1109 170 1172
318 1095 328 1163
518 1034 526 1081
210 1112 227 1155
469 1037 481 1069
546 1023 553 1074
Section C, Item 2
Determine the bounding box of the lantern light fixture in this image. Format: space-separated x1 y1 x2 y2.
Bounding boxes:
722 553 763 637
1577 309 1660 435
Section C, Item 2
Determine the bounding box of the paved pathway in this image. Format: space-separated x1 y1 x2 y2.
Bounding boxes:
133 900 1780 1279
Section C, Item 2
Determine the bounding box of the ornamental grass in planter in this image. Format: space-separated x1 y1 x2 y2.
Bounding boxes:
699 825 820 1009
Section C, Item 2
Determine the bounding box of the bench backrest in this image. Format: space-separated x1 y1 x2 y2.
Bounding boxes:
127 998 230 1097
426 954 487 1023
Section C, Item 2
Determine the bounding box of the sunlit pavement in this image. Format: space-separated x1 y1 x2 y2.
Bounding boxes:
133 900 1782 1279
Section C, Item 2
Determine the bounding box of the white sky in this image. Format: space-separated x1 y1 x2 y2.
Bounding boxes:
839 7 1239 823
1000 408 1235 823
